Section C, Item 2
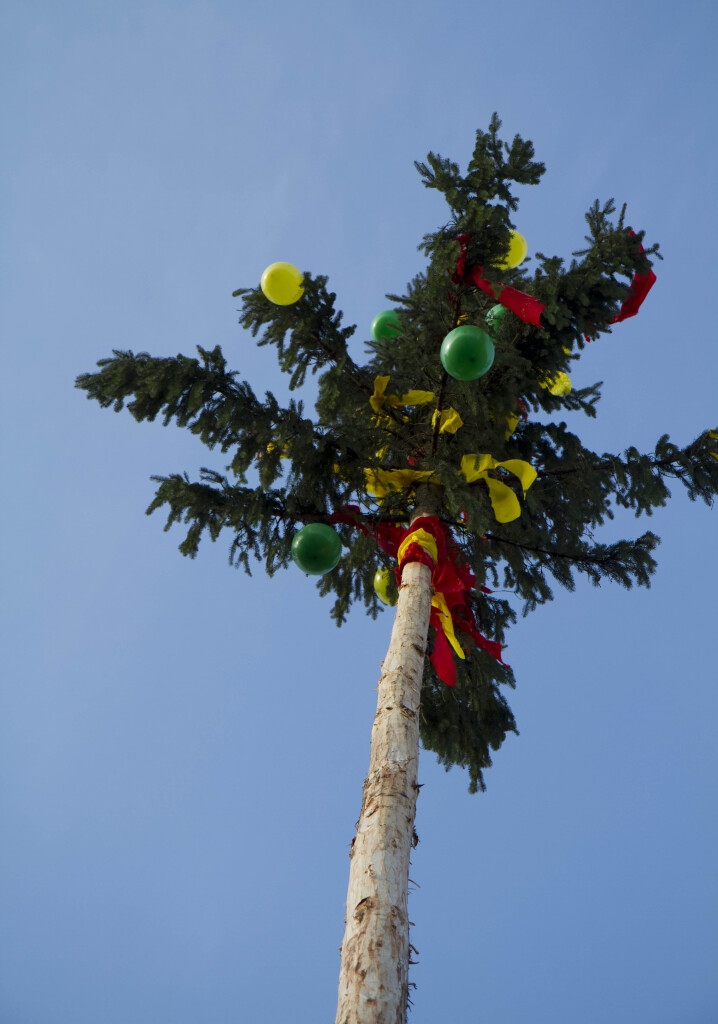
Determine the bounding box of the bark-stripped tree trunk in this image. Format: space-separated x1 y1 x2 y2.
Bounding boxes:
335 549 434 1024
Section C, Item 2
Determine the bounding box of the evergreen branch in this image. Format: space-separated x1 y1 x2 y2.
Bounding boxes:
483 530 657 570
233 273 363 391
431 368 449 455
534 431 718 514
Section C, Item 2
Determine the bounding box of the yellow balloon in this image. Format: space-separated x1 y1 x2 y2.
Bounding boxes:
373 567 397 606
260 262 304 305
496 231 527 270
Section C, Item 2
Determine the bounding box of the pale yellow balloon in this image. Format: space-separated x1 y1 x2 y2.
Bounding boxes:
496 231 528 270
260 262 304 305
373 567 397 606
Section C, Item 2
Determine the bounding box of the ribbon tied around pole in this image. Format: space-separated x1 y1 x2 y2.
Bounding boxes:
396 516 507 687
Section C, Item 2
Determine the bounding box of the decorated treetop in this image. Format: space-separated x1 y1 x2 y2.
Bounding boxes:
75 114 718 792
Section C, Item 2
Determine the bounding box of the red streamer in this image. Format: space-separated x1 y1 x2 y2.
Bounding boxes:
452 233 546 328
328 505 370 534
374 521 403 559
325 508 507 687
455 230 655 337
466 266 546 327
611 234 656 323
397 516 507 687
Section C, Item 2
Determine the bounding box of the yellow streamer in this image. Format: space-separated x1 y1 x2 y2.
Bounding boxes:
431 593 465 660
460 454 537 523
364 467 439 497
431 407 464 434
504 413 520 440
370 375 435 415
266 441 290 459
709 429 718 460
363 374 536 523
395 530 464 658
365 454 536 523
369 376 391 414
539 371 572 396
401 389 435 405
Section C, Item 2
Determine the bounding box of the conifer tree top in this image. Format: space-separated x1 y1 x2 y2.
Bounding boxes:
76 115 718 792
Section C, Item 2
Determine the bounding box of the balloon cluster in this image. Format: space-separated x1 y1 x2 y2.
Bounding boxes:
369 231 526 382
439 231 526 379
262 234 527 586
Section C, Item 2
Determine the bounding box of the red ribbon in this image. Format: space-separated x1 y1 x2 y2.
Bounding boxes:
397 516 507 687
328 505 370 534
583 257 656 341
328 510 506 687
611 234 656 323
374 521 402 559
453 233 546 328
465 265 546 327
454 231 655 337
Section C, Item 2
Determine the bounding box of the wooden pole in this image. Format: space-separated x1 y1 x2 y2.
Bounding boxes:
335 552 433 1024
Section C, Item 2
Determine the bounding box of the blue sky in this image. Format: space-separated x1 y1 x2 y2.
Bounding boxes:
1 2 717 1022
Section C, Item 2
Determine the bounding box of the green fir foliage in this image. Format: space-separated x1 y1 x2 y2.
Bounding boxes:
76 115 718 793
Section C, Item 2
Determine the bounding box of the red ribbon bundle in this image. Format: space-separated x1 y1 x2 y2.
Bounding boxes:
396 516 506 688
327 509 505 687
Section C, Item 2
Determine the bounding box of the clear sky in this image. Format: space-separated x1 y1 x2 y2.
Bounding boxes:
1 2 717 1022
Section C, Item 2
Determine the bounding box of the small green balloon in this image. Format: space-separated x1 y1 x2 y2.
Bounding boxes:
373 567 397 606
371 310 401 342
486 304 507 332
291 523 342 575
440 325 495 381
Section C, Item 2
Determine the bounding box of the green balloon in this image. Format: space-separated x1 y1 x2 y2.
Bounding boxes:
486 304 507 332
440 325 495 381
371 310 401 342
291 523 342 575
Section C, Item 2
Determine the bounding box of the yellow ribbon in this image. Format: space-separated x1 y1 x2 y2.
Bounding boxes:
370 375 435 415
395 529 464 661
365 454 536 523
266 441 290 458
460 454 537 523
431 407 464 434
364 376 535 522
431 592 465 660
709 429 718 461
504 413 520 440
365 467 439 497
539 371 571 396
396 527 438 567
